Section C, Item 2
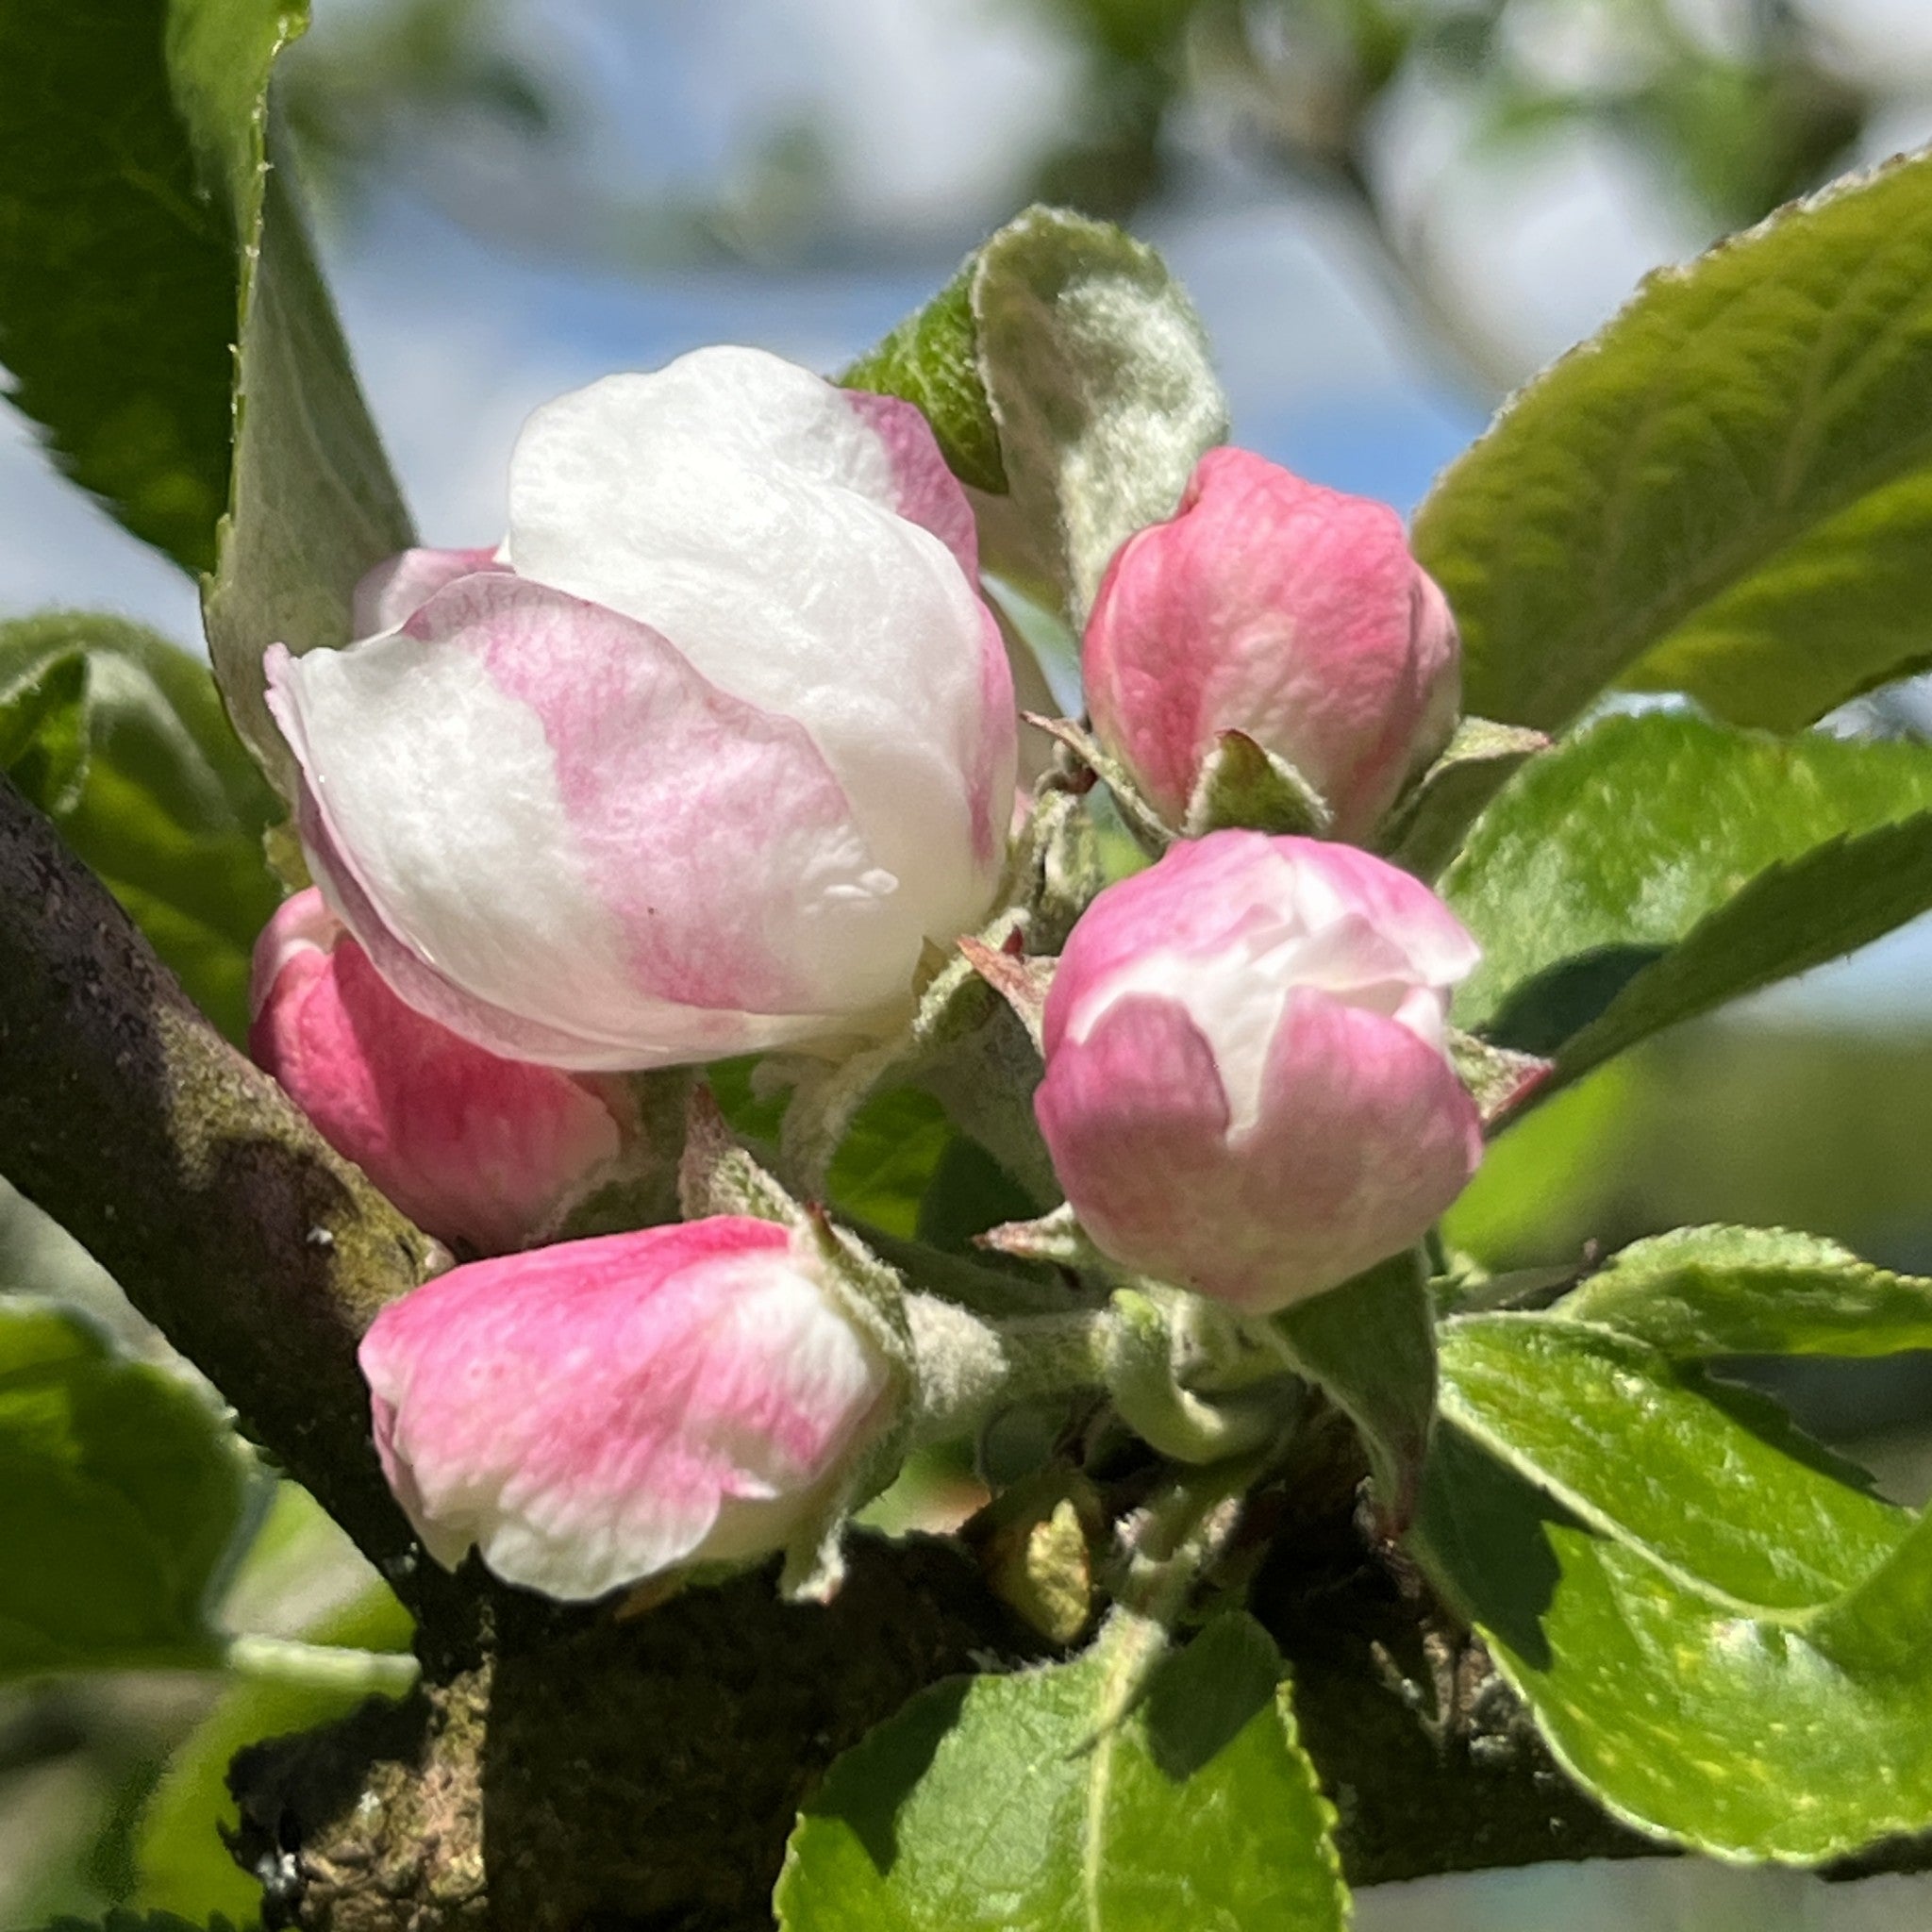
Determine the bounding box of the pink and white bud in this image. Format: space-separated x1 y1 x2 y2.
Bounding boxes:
1034 832 1483 1314
359 1218 896 1600
251 890 640 1256
265 347 1017 1072
1083 448 1460 841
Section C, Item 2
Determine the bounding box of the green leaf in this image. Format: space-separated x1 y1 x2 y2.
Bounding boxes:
1414 1310 1932 1860
1438 1314 1907 1611
705 1055 791 1145
193 11 415 791
1274 1249 1436 1526
0 0 410 755
0 1300 249 1679
845 208 1224 626
1812 1500 1932 1672
842 265 1006 493
972 207 1224 621
0 613 281 1043
1444 711 1932 1088
1561 1224 1932 1359
1416 145 1932 734
1410 1421 1932 1861
828 1089 957 1241
775 1613 1346 1932
915 1136 1040 1267
0 0 238 571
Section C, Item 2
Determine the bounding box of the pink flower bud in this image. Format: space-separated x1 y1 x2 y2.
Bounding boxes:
359 1218 895 1600
265 347 1017 1072
1034 832 1482 1313
1083 448 1460 840
251 890 640 1255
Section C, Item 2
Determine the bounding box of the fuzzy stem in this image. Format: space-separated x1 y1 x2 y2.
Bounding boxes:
1113 1455 1260 1625
1086 1457 1263 1733
1106 1288 1299 1464
904 1292 1109 1444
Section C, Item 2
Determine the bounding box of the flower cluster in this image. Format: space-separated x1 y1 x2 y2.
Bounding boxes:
250 346 1483 1603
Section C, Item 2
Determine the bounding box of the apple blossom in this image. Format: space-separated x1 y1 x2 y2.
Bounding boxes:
265 346 1017 1072
359 1217 896 1600
250 890 643 1255
1083 447 1460 841
1033 831 1482 1313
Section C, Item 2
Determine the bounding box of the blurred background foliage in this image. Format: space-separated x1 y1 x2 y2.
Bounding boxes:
277 0 1891 391
9 0 1932 1924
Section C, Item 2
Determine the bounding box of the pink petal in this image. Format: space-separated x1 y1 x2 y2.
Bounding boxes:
1037 834 1484 1312
1034 991 1238 1287
1223 987 1481 1308
841 388 981 579
1037 986 1479 1313
360 1220 892 1598
268 572 924 1069
248 886 338 1017
504 349 1014 954
1269 839 1482 990
352 546 507 638
1084 448 1459 839
250 891 629 1255
1041 833 1477 1059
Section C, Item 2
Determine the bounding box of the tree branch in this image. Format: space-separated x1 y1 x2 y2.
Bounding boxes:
4 774 1854 1920
0 775 441 1583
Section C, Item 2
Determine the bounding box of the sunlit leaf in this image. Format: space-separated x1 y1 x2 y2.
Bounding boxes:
1418 146 1932 733
1445 712 1932 1092
0 1301 249 1679
1413 1312 1932 1859
776 1613 1346 1931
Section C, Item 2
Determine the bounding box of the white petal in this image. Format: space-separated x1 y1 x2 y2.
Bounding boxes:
267 574 927 1069
506 347 1009 948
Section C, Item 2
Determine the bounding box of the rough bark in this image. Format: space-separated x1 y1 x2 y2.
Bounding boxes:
230 1538 1041 1931
224 1517 1660 1929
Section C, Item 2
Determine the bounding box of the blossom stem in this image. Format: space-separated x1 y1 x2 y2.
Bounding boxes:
1085 1457 1265 1734
903 1292 1110 1444
1105 1288 1303 1464
903 1285 1306 1470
